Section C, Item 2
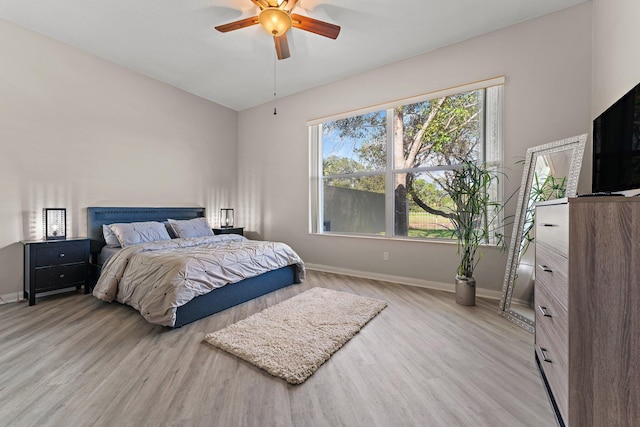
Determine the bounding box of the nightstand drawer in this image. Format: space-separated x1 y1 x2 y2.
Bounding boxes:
212 227 244 236
34 242 87 267
35 264 87 290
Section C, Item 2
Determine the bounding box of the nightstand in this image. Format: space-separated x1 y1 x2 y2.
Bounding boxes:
212 227 244 236
22 238 91 306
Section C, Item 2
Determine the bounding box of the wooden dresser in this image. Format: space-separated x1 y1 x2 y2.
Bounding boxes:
535 197 640 426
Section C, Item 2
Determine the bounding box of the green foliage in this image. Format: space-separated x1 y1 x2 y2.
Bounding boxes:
323 155 386 193
531 173 567 202
437 161 504 278
324 112 386 142
408 179 452 211
323 155 361 175
398 92 480 166
408 228 455 239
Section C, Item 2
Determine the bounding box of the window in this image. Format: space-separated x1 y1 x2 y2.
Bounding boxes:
309 78 504 240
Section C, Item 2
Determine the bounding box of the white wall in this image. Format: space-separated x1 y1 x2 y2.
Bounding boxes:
0 20 238 300
237 4 593 297
592 0 640 117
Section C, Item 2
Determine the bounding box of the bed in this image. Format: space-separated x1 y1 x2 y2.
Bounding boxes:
87 207 304 328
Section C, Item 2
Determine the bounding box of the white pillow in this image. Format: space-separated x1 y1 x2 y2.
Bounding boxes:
168 217 214 238
102 224 121 248
108 221 172 247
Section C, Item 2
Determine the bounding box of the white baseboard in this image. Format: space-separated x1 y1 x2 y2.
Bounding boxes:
304 263 505 301
0 287 81 305
0 291 22 305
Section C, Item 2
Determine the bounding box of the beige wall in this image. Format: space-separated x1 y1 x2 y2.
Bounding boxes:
0 20 238 300
237 4 593 298
578 0 640 193
592 0 640 118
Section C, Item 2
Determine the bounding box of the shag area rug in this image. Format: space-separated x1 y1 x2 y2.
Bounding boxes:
204 287 387 384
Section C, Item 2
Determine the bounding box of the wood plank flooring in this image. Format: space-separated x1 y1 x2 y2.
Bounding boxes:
0 270 556 426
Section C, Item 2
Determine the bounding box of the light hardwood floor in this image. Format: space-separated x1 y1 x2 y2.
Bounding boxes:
0 270 556 427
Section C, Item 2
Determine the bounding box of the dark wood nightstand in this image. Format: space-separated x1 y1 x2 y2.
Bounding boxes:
212 227 244 236
22 237 91 306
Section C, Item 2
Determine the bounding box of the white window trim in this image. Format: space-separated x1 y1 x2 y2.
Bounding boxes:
309 78 505 239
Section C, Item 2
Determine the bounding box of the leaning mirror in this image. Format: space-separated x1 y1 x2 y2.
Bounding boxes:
499 134 586 332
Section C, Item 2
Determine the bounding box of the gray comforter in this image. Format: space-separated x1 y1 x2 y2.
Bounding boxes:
93 234 305 326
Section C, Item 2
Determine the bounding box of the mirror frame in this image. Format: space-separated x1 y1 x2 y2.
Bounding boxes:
499 134 587 332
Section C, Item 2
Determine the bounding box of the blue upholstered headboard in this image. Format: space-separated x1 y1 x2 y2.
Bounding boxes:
87 206 206 250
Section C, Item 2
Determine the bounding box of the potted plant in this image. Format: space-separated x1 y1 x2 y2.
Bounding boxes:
442 160 503 306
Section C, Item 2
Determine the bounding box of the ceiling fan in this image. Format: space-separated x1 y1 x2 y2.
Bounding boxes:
215 0 341 60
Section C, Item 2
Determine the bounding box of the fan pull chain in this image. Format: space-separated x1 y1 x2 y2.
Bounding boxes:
273 54 277 115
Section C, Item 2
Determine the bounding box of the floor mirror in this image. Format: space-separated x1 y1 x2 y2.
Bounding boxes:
499 134 587 332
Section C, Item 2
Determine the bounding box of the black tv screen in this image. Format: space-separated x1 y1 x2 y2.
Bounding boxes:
592 81 640 193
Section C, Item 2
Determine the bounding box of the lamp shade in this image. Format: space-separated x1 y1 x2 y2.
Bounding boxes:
43 208 66 240
220 208 234 228
258 8 292 36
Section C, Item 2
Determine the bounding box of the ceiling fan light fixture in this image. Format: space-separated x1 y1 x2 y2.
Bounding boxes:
216 1 340 59
258 8 292 36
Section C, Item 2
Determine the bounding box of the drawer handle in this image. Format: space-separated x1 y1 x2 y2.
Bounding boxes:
538 305 552 317
59 274 65 278
541 223 558 227
540 347 552 363
539 264 553 273
59 253 65 258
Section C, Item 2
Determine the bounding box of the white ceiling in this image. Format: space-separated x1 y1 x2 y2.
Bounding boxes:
0 0 588 111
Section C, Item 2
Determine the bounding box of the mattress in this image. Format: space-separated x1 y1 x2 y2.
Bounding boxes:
99 246 121 266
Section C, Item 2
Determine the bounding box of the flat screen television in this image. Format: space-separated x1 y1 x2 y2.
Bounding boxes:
592 81 640 193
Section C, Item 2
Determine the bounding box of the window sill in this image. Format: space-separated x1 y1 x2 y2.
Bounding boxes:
310 231 502 248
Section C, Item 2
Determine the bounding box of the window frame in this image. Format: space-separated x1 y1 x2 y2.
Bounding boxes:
309 77 505 240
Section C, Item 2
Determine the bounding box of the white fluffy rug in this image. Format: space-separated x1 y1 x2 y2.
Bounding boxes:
204 287 387 384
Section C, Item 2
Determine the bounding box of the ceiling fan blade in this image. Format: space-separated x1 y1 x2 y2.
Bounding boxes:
250 0 269 9
291 14 340 39
215 16 260 33
274 34 291 60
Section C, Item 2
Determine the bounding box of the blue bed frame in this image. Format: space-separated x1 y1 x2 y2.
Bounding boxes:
87 207 300 327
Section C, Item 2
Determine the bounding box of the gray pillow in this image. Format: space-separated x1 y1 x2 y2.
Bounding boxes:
102 224 121 248
168 217 214 238
108 221 172 247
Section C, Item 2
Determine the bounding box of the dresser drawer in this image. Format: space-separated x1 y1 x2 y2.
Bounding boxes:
34 264 88 290
536 202 568 257
536 293 569 424
535 283 568 366
535 243 568 304
536 342 569 424
34 241 88 267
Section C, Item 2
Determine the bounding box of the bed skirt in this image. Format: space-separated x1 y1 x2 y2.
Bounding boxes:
173 264 298 328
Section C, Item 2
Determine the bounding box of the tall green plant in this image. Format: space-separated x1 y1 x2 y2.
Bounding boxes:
440 161 503 278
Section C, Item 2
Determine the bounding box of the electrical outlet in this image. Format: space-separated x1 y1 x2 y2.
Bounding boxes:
383 252 389 261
